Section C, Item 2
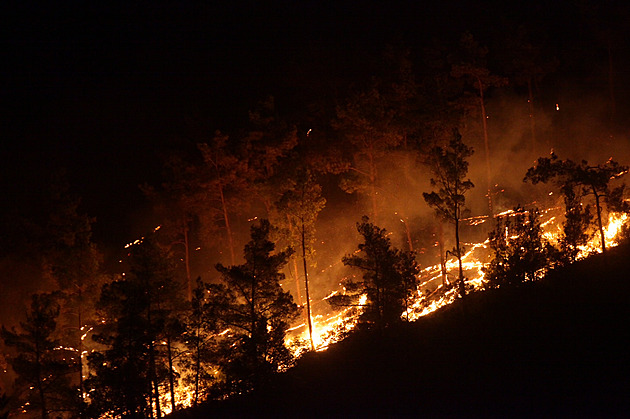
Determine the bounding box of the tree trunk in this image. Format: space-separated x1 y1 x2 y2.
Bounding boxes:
77 290 85 416
250 263 258 385
607 40 616 123
438 220 448 286
477 76 493 215
184 224 192 301
217 178 236 265
368 149 378 220
211 153 236 265
287 215 303 307
401 217 413 252
527 78 536 155
167 336 176 413
146 294 161 418
149 343 161 418
35 333 48 419
301 221 315 351
194 326 200 407
454 208 466 298
593 189 606 253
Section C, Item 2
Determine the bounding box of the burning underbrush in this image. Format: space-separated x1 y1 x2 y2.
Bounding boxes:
133 206 630 416
68 204 630 418
285 206 629 354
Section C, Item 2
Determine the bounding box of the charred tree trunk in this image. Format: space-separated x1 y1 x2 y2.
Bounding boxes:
287 215 303 307
477 76 493 215
607 40 616 124
527 78 537 155
77 289 85 417
368 149 378 221
149 341 161 417
184 225 192 301
438 220 448 286
35 333 48 419
146 290 161 418
167 336 176 413
250 263 259 387
454 206 466 298
401 217 413 252
593 188 606 253
217 177 236 265
194 325 200 407
301 220 315 351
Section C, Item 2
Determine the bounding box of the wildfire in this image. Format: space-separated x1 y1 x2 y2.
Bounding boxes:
287 209 629 356
109 210 629 416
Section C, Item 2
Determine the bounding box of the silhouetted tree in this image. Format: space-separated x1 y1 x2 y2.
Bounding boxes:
1 292 79 419
451 32 508 213
275 169 326 351
329 217 419 329
423 129 474 297
197 132 248 266
0 391 8 419
485 208 558 288
38 180 104 416
498 27 557 154
86 236 183 418
180 278 219 406
142 156 202 301
209 220 299 393
559 184 594 263
525 152 629 254
334 87 404 220
241 96 299 213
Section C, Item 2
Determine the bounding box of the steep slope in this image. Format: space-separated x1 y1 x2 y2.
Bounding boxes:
173 244 630 418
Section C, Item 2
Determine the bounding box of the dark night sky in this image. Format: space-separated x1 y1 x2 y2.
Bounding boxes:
0 0 624 247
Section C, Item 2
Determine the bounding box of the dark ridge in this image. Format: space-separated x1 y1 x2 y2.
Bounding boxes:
171 243 630 418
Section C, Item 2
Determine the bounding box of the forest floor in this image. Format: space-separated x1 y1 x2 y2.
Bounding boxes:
171 243 630 418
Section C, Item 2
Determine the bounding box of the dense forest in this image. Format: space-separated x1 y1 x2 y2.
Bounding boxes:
2 1 630 417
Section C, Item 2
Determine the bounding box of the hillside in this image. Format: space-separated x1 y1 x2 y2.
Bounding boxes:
172 244 630 418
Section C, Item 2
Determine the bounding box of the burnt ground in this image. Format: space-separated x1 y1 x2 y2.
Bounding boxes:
171 244 630 418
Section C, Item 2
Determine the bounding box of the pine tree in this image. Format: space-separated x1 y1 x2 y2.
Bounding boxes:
180 278 219 406
423 129 474 297
1 292 79 419
38 180 104 416
209 220 299 393
329 217 419 329
86 236 183 418
484 208 558 288
451 32 508 214
334 87 404 220
525 152 629 254
275 169 326 351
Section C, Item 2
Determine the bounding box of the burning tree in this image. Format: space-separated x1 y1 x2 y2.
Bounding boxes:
525 152 629 255
209 220 299 392
1 292 80 419
423 129 474 297
329 217 419 329
484 208 558 288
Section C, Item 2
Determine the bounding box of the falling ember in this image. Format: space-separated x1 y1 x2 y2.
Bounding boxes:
556 103 560 111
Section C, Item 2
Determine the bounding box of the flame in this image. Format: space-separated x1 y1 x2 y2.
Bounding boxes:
108 210 628 417
286 210 629 357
